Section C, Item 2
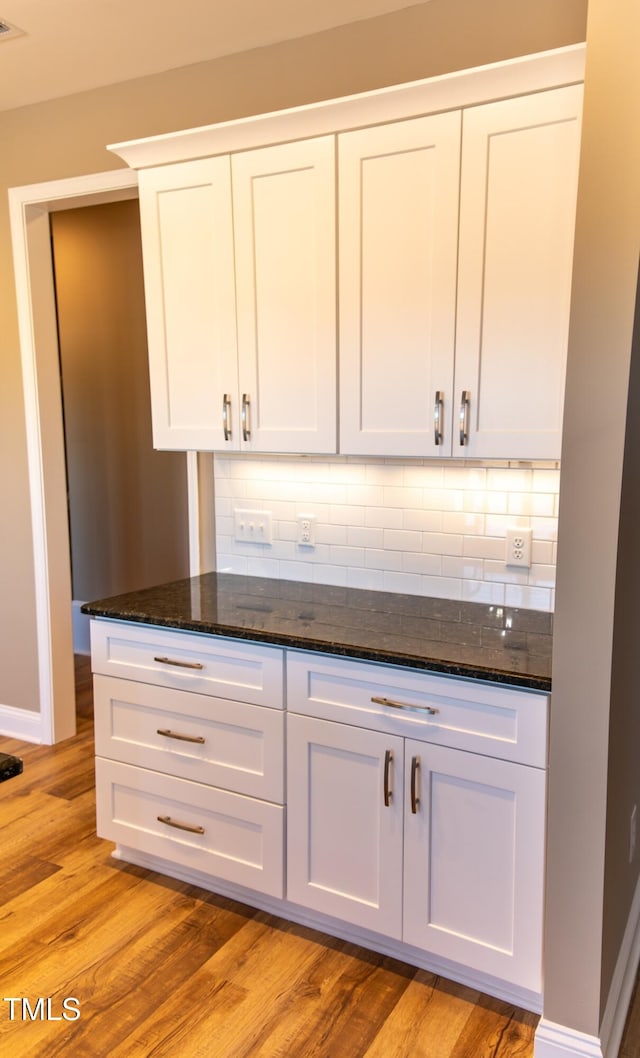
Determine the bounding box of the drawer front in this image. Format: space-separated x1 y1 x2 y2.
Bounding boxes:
96 757 284 897
90 620 283 708
286 651 547 768
94 675 284 802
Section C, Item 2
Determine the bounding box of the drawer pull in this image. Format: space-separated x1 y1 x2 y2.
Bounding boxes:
383 749 393 807
459 389 470 446
410 755 420 815
434 390 444 446
242 393 251 441
157 728 206 745
157 814 205 836
153 656 204 670
371 695 439 716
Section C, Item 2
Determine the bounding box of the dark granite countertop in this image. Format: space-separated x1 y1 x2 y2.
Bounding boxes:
82 572 552 692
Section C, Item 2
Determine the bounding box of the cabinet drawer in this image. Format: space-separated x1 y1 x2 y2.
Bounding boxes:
96 758 284 897
287 651 547 767
90 620 283 707
94 675 284 802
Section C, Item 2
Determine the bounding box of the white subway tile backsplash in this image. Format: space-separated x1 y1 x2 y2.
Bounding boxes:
213 455 558 612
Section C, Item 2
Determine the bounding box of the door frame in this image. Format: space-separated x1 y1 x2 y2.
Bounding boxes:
9 167 184 744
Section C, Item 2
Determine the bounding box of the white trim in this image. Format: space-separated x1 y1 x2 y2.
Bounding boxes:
600 871 640 1057
109 44 585 169
187 451 201 577
8 168 138 744
0 704 44 744
534 1021 603 1058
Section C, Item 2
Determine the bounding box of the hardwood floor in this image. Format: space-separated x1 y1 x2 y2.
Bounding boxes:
0 656 632 1057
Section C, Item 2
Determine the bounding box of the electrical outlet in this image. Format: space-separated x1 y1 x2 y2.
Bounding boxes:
630 805 637 864
297 514 316 547
233 508 272 544
505 527 532 568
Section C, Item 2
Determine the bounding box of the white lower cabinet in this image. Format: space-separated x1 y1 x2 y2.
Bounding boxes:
91 621 547 1004
286 715 545 992
92 621 286 898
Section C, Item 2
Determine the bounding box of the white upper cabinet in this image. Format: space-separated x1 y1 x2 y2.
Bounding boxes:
138 157 238 450
138 138 336 453
121 49 584 459
454 84 583 459
231 137 336 453
338 113 461 456
339 84 582 459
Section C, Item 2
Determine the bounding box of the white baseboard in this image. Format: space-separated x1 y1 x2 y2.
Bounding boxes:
534 1020 603 1058
72 600 91 655
0 702 43 743
535 871 640 1058
600 870 640 1057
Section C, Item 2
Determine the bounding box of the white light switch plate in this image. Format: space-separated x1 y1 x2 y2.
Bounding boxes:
233 508 273 544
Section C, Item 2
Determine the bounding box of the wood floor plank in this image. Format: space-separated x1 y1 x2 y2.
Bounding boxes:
363 971 479 1058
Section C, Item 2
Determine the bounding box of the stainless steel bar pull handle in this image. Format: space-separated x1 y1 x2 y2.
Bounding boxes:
157 814 205 836
434 390 444 446
157 728 206 745
371 695 439 716
410 755 420 815
383 749 393 807
242 393 251 441
153 656 204 671
222 393 232 441
459 390 470 446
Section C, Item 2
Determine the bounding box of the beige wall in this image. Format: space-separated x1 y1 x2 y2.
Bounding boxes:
544 0 640 1036
51 201 190 601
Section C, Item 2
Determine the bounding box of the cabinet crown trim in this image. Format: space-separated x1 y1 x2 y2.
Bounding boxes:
108 44 585 170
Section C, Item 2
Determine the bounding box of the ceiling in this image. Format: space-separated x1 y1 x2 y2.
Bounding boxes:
0 0 427 112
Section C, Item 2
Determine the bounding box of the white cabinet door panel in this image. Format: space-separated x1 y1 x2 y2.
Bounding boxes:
94 674 284 802
90 620 284 707
232 137 336 453
455 85 582 459
96 757 284 897
339 112 460 456
287 714 403 936
138 157 238 450
403 741 545 991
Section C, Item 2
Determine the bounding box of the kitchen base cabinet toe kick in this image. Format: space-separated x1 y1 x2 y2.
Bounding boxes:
89 619 548 1014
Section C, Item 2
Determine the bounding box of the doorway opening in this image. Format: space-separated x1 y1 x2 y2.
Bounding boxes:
50 198 189 670
9 169 196 744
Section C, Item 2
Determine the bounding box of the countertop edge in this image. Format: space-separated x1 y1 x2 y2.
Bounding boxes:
82 605 552 695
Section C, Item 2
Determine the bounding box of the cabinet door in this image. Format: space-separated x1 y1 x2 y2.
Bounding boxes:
339 112 461 456
232 137 336 453
455 84 582 459
287 714 403 936
138 157 238 450
403 740 545 991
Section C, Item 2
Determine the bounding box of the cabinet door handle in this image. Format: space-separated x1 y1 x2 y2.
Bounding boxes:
459 389 470 446
153 656 204 670
157 814 205 835
410 755 420 815
434 390 444 446
371 695 439 716
383 749 393 807
157 728 206 745
222 393 232 441
242 393 251 441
